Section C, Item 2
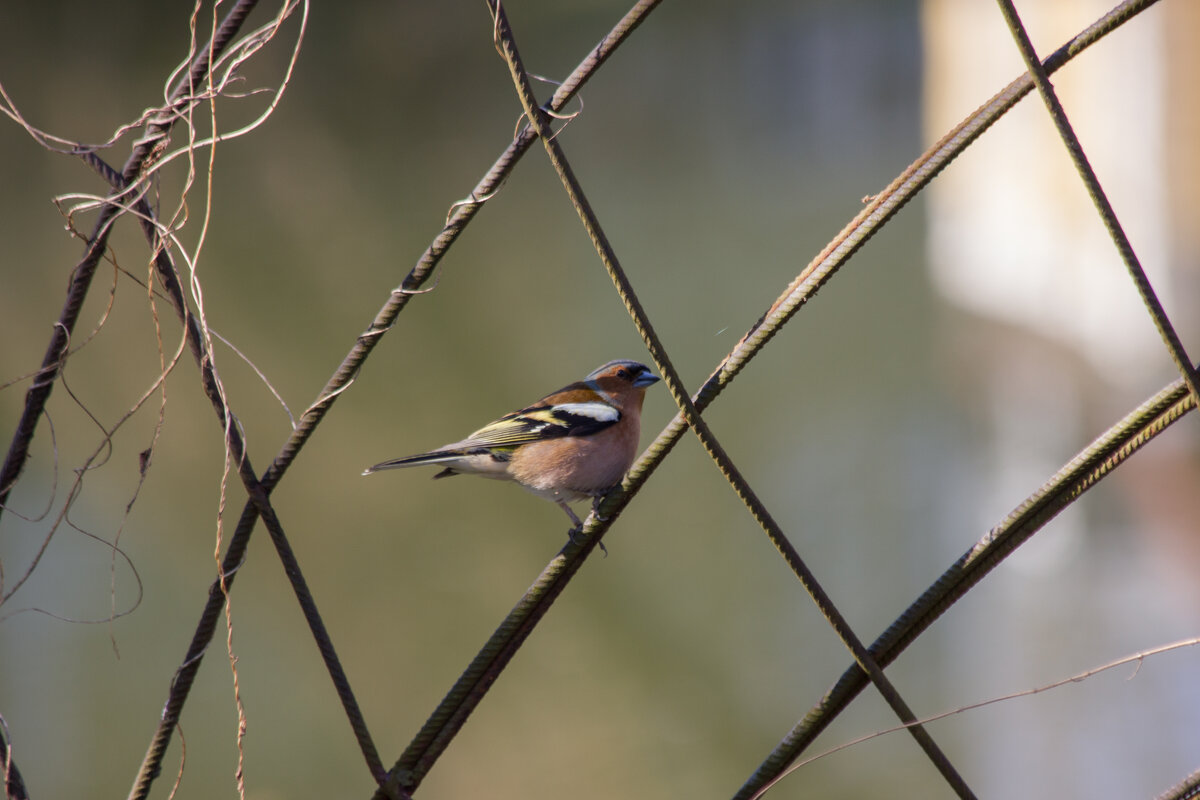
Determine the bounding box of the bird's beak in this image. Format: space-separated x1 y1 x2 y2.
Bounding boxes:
634 372 660 388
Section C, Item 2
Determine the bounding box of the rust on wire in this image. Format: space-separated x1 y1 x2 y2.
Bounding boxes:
4 0 1188 798
993 0 1200 408
486 1 976 797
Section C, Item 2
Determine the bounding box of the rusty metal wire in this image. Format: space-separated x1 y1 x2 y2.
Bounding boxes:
1159 765 1200 800
737 356 1196 800
489 1 977 796
0 718 28 800
382 1 1175 796
994 0 1200 407
1 0 1194 798
0 0 260 516
108 4 667 800
101 26 391 800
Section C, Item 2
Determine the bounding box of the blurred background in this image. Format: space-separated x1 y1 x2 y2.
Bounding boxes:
1 1 1198 798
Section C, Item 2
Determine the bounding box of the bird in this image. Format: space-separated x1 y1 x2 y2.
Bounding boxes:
363 360 660 539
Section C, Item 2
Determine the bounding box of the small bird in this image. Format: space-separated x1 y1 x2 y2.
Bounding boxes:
363 360 659 537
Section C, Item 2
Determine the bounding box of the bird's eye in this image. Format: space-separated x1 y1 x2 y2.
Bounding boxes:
618 368 630 379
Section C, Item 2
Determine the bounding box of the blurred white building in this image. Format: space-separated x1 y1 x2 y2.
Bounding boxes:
922 2 1200 797
924 0 1200 379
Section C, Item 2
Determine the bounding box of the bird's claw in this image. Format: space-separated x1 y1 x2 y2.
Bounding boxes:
590 495 611 522
566 524 608 557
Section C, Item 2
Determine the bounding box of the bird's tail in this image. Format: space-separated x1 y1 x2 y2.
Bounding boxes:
362 450 465 476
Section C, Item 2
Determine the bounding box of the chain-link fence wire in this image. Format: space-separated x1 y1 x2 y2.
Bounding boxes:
1 0 1196 798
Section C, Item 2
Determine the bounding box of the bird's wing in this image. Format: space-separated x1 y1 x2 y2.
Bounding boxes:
460 400 620 448
363 391 623 476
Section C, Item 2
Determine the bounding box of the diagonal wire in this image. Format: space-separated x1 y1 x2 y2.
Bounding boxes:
702 1 1167 794
993 0 1200 409
273 0 665 476
626 0 1161 538
110 2 664 799
374 543 601 799
1158 765 1200 800
257 0 664 484
1 722 29 800
0 0 260 519
736 362 1200 799
4 0 1169 796
487 1 976 796
376 1 1159 795
83 163 390 796
0 2 259 794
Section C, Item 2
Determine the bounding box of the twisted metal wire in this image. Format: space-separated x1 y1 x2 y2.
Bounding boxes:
1 722 29 800
0 0 260 516
5 0 1187 797
1158 764 1200 800
272 0 664 481
995 0 1200 408
377 0 1169 796
104 170 388 798
488 2 979 797
77 2 664 798
725 3 1171 794
737 364 1194 798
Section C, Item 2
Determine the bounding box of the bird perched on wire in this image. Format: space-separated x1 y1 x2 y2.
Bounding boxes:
363 360 660 540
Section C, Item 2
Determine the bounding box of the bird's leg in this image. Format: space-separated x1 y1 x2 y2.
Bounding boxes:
558 500 583 528
558 500 607 555
591 493 611 522
558 500 584 541
588 495 611 554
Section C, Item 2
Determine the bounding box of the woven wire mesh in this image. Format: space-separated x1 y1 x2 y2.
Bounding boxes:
0 1 1197 798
